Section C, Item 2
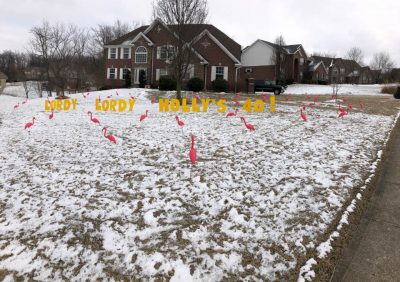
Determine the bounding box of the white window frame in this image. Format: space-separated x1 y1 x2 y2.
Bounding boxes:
134 68 147 84
183 64 194 80
109 48 117 59
122 47 130 59
156 45 175 60
108 68 117 80
135 46 147 63
211 66 228 81
120 68 130 80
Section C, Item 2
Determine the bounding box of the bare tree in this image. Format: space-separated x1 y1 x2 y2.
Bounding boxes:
153 0 208 100
270 35 287 84
345 47 364 66
30 21 80 96
370 52 395 72
332 83 341 99
371 52 395 83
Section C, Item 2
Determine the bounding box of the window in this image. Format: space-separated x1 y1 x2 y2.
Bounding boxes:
135 47 147 63
183 64 194 80
108 68 116 79
300 58 304 65
123 48 130 59
340 68 345 74
156 68 168 81
120 68 130 80
211 66 228 81
110 48 117 59
333 68 338 75
216 67 224 80
157 45 175 60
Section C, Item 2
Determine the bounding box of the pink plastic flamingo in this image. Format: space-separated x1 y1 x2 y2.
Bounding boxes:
102 127 116 144
140 110 148 122
240 117 255 131
88 111 100 125
24 117 36 130
300 109 307 122
226 108 239 117
189 135 197 165
175 115 184 127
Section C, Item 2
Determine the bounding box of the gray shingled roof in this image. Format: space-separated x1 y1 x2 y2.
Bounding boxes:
257 40 302 55
106 23 241 61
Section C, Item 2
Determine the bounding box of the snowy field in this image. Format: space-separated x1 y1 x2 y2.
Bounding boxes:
283 83 397 96
0 88 397 281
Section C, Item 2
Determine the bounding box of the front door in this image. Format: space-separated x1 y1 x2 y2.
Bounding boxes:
134 68 147 85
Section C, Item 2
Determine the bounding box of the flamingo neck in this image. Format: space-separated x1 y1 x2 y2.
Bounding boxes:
103 128 107 137
32 118 35 124
89 112 92 118
191 136 195 149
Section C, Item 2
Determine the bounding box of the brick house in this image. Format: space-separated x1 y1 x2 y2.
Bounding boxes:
303 60 328 83
346 66 374 84
240 39 308 90
307 56 375 84
103 19 241 91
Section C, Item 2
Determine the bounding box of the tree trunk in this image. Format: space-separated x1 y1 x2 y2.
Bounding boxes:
176 81 182 101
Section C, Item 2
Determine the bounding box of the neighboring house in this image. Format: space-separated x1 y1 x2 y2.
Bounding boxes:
240 39 308 89
307 56 371 84
303 60 328 83
103 19 242 91
347 66 374 84
24 67 45 80
0 71 7 94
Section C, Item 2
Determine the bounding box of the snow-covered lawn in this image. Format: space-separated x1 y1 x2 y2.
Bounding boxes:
0 89 397 281
283 83 397 96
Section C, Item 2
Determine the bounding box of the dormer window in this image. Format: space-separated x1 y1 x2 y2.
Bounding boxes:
135 46 147 63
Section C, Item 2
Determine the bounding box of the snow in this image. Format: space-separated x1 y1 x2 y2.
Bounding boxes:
0 88 398 280
282 83 398 96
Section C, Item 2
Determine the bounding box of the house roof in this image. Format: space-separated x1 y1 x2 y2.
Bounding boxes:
106 26 148 45
256 40 303 55
0 71 7 79
307 60 327 73
106 22 241 62
341 59 361 71
309 56 335 69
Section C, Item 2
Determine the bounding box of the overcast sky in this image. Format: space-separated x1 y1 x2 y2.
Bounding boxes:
0 0 399 66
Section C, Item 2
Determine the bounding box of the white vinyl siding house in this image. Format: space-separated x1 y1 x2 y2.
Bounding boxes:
241 40 274 66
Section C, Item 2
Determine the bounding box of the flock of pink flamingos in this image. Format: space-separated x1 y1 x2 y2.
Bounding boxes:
16 91 365 165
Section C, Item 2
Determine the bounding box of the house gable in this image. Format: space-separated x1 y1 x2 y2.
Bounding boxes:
192 29 241 65
241 40 275 67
